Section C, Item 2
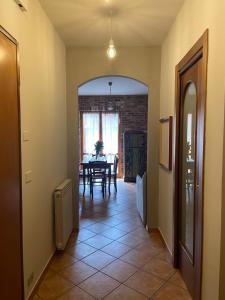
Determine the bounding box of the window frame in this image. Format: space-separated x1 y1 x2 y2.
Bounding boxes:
80 111 122 176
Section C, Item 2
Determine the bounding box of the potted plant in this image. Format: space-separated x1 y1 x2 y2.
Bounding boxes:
94 140 104 158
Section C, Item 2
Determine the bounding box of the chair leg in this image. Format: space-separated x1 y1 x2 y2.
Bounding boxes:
102 181 104 197
114 176 117 193
90 178 93 199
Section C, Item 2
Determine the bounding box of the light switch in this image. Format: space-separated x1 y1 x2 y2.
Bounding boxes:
23 130 30 142
25 171 32 183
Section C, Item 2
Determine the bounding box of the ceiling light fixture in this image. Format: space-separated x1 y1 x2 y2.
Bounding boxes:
107 81 114 111
107 11 117 59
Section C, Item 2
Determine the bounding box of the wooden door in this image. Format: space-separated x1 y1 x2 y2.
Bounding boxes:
0 26 24 299
174 30 208 300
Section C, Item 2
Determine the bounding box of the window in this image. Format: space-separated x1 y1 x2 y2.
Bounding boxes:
102 113 119 155
80 112 119 159
82 113 99 155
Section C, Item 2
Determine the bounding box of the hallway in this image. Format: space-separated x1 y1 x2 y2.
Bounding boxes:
34 182 191 299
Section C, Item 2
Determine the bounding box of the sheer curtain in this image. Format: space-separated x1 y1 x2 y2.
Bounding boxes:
83 113 99 154
102 113 119 158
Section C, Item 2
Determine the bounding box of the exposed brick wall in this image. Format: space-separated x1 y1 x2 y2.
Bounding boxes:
79 95 148 175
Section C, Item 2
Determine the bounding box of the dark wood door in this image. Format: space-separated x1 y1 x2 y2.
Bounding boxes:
174 31 208 300
0 27 24 299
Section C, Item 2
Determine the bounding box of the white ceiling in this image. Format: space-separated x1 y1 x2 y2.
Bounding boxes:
79 76 148 95
39 0 185 47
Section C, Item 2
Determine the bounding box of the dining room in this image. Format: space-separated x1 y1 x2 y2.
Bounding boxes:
78 75 148 220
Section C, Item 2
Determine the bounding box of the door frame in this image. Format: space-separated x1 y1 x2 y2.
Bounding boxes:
0 25 24 298
173 30 208 299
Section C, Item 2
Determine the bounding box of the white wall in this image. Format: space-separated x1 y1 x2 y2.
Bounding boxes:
66 47 161 229
0 0 67 297
159 0 225 298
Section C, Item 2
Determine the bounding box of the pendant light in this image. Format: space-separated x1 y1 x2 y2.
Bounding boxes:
107 11 117 59
107 81 114 111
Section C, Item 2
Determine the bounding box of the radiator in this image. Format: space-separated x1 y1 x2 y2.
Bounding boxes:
136 172 147 225
54 179 73 250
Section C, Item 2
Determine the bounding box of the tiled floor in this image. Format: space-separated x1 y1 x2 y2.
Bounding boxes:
33 181 192 300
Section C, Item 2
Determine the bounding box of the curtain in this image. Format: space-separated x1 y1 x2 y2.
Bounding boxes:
102 113 119 157
83 113 99 154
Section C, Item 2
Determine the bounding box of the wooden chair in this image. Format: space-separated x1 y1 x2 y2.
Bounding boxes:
108 155 119 192
88 161 109 198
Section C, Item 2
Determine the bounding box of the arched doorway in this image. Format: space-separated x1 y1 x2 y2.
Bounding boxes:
77 75 149 229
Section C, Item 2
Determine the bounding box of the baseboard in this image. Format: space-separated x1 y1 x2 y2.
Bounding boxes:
27 250 56 300
158 227 173 256
148 227 173 261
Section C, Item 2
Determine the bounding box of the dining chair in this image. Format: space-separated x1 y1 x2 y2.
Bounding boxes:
88 161 108 198
108 155 119 192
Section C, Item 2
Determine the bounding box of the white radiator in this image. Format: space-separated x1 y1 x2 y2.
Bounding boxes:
54 179 73 250
136 173 147 225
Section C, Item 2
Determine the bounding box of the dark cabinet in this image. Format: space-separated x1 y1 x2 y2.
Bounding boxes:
124 130 147 182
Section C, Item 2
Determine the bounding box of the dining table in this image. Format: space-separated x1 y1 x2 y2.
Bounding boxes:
80 155 114 196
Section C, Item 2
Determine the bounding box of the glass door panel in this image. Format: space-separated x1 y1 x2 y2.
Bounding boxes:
180 82 197 261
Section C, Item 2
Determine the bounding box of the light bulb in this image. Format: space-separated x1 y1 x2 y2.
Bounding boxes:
107 39 117 59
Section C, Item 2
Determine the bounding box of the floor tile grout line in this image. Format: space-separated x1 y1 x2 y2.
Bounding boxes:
148 268 181 299
77 271 122 299
121 268 159 298
56 263 99 287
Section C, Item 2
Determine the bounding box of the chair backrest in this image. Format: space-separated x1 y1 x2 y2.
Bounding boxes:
113 155 119 174
88 161 109 175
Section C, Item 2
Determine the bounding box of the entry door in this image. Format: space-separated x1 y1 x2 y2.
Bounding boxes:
0 27 24 299
174 31 208 300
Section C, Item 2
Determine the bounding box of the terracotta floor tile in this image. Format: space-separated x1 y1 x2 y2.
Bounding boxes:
57 287 94 299
66 242 97 259
132 228 151 240
42 269 56 280
84 234 113 249
37 274 73 300
156 250 172 264
59 261 97 285
100 217 123 226
120 249 152 268
86 222 111 234
125 270 164 297
136 239 166 254
49 253 77 272
114 213 134 221
142 257 176 280
76 229 96 242
102 259 137 283
102 227 127 240
78 272 120 298
82 250 116 270
105 284 148 300
117 233 143 248
168 271 188 290
79 219 98 228
101 241 131 258
152 282 192 300
135 243 162 259
111 205 128 212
